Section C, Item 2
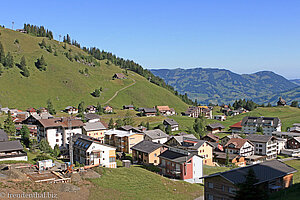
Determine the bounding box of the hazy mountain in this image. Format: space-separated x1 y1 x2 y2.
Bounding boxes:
290 79 300 86
150 68 298 104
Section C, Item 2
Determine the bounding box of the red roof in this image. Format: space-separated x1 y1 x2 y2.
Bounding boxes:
230 121 242 129
183 140 198 144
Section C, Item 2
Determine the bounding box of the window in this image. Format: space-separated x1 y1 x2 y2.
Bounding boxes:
208 182 213 188
229 187 236 194
154 153 157 157
56 139 59 142
56 133 59 137
222 185 225 191
109 157 116 162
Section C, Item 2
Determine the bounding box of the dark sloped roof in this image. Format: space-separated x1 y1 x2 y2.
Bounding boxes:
159 150 194 164
246 134 275 143
0 129 9 142
144 129 169 140
206 123 225 129
206 160 297 185
163 118 179 126
241 116 281 127
131 140 163 153
143 108 157 113
0 140 24 152
84 113 100 120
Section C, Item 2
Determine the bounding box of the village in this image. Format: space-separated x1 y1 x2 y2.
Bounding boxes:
0 95 299 200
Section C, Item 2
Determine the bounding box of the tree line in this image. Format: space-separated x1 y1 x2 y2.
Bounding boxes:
23 24 53 40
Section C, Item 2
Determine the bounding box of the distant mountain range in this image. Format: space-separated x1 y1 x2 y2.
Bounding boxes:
150 68 299 105
290 79 300 86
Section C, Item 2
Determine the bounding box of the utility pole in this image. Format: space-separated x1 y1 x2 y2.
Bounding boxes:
12 21 14 30
68 117 74 165
59 35 61 43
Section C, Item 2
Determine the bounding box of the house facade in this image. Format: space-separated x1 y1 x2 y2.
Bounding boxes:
241 116 282 135
213 152 246 167
159 147 203 183
287 137 300 149
156 106 175 116
204 160 296 200
37 118 84 149
213 115 226 121
206 123 225 134
105 129 144 153
225 138 254 157
83 121 107 143
131 140 164 165
163 118 179 131
144 129 169 144
73 137 116 168
246 134 278 160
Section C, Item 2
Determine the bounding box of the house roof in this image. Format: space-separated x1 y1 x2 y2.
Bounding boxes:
157 106 170 111
0 129 8 142
272 131 300 137
163 118 179 126
119 125 142 133
31 113 53 120
123 105 134 108
0 140 24 152
206 123 225 129
175 132 197 139
246 134 276 143
230 121 243 129
65 106 75 110
277 97 286 105
131 140 163 153
84 121 107 132
241 116 281 127
144 129 169 140
220 134 242 140
184 107 198 115
114 73 126 79
293 123 300 127
38 118 84 128
143 108 157 113
84 113 100 121
290 127 300 132
159 149 195 164
205 160 297 185
105 129 143 137
74 137 115 151
225 138 252 149
203 134 219 142
290 137 300 143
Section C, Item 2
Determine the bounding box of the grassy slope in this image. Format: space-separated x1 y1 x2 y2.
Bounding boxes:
88 166 202 200
0 27 187 112
169 106 300 133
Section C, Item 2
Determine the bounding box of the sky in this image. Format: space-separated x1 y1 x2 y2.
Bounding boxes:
1 0 300 79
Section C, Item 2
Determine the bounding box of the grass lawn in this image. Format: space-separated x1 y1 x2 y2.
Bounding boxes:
88 166 203 200
203 165 230 176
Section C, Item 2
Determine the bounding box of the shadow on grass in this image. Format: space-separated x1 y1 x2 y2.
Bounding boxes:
269 183 300 200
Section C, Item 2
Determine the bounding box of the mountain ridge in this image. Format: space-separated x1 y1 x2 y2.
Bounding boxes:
150 67 298 104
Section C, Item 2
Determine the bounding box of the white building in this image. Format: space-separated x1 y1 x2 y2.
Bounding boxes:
144 129 169 144
241 116 281 135
213 115 226 121
225 138 255 157
73 136 116 168
37 118 84 149
246 134 278 160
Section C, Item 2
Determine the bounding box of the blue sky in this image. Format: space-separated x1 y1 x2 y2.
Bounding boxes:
1 0 300 79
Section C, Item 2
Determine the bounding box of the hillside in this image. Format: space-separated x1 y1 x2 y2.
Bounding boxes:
0 27 188 112
150 68 298 104
290 79 300 86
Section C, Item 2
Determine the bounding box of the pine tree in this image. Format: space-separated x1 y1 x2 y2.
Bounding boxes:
0 63 3 76
0 41 5 64
20 125 30 148
78 101 85 113
35 55 47 71
146 122 150 130
4 52 14 68
225 150 230 166
291 101 299 108
4 111 16 136
123 111 134 125
92 89 101 97
54 50 58 56
165 125 172 134
193 115 207 138
47 99 56 115
108 118 114 129
40 39 47 48
115 119 124 128
20 56 26 69
53 144 60 158
39 139 53 153
96 102 103 115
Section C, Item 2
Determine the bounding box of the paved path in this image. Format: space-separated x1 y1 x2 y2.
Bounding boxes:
103 76 136 105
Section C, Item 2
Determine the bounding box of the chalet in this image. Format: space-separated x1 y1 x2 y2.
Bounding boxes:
224 138 254 157
277 97 287 106
0 107 10 114
37 118 84 149
140 107 157 117
144 129 169 144
64 106 78 115
156 106 175 116
287 137 300 149
105 129 144 153
73 136 116 168
103 105 113 113
119 125 143 133
23 113 53 125
213 152 246 167
165 135 197 147
123 105 135 110
272 131 300 139
38 107 48 113
246 134 278 160
15 124 37 136
163 118 179 131
0 134 27 162
183 107 199 118
84 113 100 123
16 29 27 33
159 147 203 183
229 121 242 133
86 105 97 113
202 134 219 143
184 106 212 119
244 154 267 165
204 160 296 200
213 115 226 121
276 137 287 154
174 132 197 139
199 106 213 119
220 134 242 146
131 140 165 165
206 123 225 134
290 126 300 133
26 107 37 114
83 121 108 143
112 73 126 79
241 116 281 135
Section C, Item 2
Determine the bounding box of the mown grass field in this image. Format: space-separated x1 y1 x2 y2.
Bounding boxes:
88 166 203 200
0 27 188 113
